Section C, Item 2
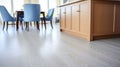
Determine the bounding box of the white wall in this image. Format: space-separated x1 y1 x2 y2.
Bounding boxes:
31 0 39 4
24 0 31 4
24 0 39 4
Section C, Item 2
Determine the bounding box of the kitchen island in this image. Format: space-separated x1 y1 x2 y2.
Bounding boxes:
59 0 120 41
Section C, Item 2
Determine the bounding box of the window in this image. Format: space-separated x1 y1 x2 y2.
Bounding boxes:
39 0 48 12
49 0 57 9
0 0 24 15
0 0 12 14
39 0 57 11
13 0 24 12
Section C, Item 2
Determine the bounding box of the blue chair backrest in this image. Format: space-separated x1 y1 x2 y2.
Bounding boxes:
46 8 54 20
0 6 15 22
24 4 40 22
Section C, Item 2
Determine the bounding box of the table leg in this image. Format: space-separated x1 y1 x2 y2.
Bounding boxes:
36 21 40 30
42 12 46 29
16 12 19 31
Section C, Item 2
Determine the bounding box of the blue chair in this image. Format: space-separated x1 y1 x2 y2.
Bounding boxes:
0 6 16 30
24 4 40 31
0 6 23 30
41 8 54 29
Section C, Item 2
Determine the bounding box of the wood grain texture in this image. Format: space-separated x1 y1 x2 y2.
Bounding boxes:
60 7 66 29
79 1 90 37
71 3 80 32
115 3 120 34
65 5 72 30
93 1 114 36
60 0 120 41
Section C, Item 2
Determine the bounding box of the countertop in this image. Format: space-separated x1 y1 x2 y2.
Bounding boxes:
59 0 86 7
59 0 120 7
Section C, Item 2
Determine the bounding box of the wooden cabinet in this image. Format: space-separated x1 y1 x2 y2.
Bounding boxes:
79 2 90 37
60 7 66 30
66 5 72 30
60 5 72 31
59 0 120 41
115 3 120 34
71 3 80 32
93 1 115 36
92 1 120 38
60 1 90 40
71 2 90 39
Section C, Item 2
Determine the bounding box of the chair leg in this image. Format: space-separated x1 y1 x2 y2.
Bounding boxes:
28 22 29 31
20 21 23 30
25 22 29 31
25 22 27 30
26 22 29 31
50 20 53 29
36 21 40 30
16 20 19 31
3 22 5 30
6 22 8 31
43 19 46 30
41 20 43 28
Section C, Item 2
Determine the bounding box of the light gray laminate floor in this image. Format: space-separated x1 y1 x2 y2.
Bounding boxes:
0 23 120 67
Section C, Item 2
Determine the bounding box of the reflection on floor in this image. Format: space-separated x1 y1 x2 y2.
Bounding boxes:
0 23 120 67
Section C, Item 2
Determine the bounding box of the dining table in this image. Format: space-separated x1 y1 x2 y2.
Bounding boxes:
16 11 46 31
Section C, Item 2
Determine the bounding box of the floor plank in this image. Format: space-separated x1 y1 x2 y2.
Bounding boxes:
0 23 120 67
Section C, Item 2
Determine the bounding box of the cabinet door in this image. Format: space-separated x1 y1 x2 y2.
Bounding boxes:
60 7 66 29
115 3 120 34
71 3 80 32
93 1 114 36
66 5 72 30
80 2 90 35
